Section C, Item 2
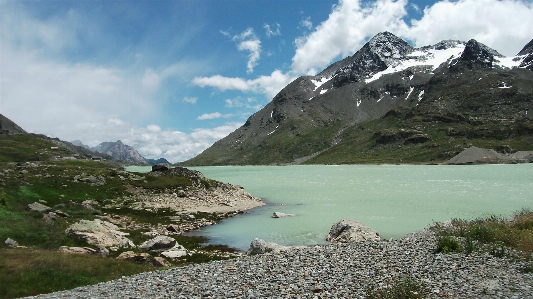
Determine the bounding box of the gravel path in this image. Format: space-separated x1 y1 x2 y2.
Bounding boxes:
25 230 533 298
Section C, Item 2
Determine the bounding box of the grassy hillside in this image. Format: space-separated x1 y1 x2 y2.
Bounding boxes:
0 134 239 298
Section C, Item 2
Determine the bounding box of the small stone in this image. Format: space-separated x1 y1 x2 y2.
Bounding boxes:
153 257 171 267
5 238 18 248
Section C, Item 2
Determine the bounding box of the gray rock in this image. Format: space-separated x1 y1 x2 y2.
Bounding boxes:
139 235 177 252
58 246 96 255
27 202 53 213
5 238 18 248
272 212 296 218
153 256 171 267
161 248 188 259
247 238 292 255
116 251 151 262
326 219 381 243
65 219 133 248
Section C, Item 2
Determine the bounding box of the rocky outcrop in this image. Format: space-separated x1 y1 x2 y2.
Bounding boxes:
161 248 188 259
27 202 54 213
445 146 533 165
65 219 134 248
116 251 151 262
326 219 381 243
152 163 171 172
247 238 293 255
73 174 106 186
59 246 109 257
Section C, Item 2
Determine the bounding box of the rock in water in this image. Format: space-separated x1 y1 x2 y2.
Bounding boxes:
326 219 381 243
272 212 296 218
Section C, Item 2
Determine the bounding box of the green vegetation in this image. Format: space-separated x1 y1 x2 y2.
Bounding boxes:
0 133 240 298
432 209 533 256
365 276 429 299
0 248 156 299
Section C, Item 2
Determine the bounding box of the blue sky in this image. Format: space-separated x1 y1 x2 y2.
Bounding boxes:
2 0 533 162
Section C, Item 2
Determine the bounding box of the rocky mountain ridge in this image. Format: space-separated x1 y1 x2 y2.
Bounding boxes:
182 32 533 165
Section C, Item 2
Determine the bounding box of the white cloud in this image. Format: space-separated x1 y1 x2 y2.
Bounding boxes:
88 121 243 163
300 17 313 30
183 96 198 104
292 0 409 75
142 69 160 89
146 124 162 133
230 28 262 73
264 23 281 38
197 112 223 120
403 0 533 56
193 70 295 100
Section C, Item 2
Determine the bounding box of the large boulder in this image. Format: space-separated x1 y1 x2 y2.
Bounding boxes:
247 238 292 255
65 219 133 248
27 202 53 213
326 219 381 243
116 251 151 262
139 235 177 252
151 163 171 172
161 248 188 259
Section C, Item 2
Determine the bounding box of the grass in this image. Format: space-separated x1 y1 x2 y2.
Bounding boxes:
365 276 429 299
432 208 533 256
0 248 156 299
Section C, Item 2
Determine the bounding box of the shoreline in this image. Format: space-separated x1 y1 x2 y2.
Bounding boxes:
24 227 533 298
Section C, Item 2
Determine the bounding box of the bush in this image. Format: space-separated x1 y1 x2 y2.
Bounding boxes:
365 276 429 299
435 236 463 254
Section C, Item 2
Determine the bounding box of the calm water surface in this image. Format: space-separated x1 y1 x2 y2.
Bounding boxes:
128 165 533 251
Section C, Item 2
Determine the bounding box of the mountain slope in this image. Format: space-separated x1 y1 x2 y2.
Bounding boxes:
182 32 533 165
92 140 148 164
0 114 27 135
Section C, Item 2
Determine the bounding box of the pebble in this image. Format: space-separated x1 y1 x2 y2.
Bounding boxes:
24 230 533 298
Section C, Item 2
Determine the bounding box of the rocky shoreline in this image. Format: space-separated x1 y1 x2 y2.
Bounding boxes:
23 227 533 299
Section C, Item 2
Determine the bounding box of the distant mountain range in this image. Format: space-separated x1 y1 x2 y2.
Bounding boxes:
0 115 167 165
182 32 533 165
71 140 169 165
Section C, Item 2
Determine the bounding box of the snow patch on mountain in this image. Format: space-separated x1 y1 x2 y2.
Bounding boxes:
366 42 465 83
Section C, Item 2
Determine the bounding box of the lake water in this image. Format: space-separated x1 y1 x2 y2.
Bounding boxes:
128 164 533 251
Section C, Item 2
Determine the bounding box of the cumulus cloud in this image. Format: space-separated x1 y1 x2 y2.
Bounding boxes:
142 69 160 89
197 112 223 120
402 0 533 56
230 28 262 73
292 0 409 75
264 23 281 38
193 70 295 100
98 121 242 163
300 17 313 30
225 97 262 110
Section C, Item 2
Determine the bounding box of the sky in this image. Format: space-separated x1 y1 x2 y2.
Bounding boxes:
1 0 533 163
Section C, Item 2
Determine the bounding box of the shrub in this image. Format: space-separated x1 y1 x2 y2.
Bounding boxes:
365 276 429 299
435 236 463 254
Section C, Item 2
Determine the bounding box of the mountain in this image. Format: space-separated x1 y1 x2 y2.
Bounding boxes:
146 157 171 165
182 32 533 165
70 140 91 150
91 140 148 164
0 114 27 135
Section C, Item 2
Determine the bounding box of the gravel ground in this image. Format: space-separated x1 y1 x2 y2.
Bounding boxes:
24 230 533 299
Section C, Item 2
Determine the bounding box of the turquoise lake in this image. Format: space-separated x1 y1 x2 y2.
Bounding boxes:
129 164 533 251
